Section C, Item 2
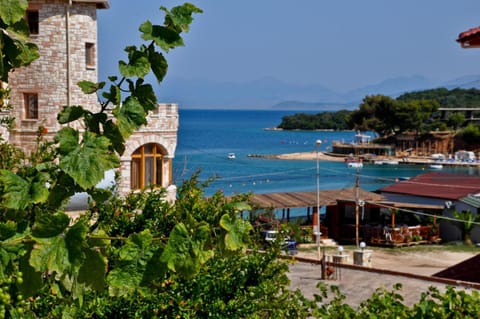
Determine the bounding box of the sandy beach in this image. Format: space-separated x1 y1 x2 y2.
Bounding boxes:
272 151 345 161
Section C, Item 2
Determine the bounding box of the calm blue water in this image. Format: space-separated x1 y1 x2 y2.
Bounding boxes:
172 109 480 197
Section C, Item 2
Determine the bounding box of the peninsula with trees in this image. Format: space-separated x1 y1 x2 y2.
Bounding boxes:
277 88 480 157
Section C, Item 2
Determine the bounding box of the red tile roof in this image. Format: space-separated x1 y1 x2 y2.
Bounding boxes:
457 26 480 47
435 254 480 284
379 172 480 200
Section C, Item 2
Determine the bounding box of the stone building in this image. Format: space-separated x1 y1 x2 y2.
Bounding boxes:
5 0 178 197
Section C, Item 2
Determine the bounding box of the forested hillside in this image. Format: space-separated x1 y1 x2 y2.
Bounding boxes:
277 88 480 137
397 88 480 108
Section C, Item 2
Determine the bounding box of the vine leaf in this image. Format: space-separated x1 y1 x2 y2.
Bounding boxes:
139 21 182 52
133 80 158 112
77 80 105 94
65 219 88 266
118 46 150 78
0 0 28 25
160 223 213 279
32 211 70 238
19 242 43 298
31 220 88 284
113 96 147 138
107 230 159 296
58 105 86 124
55 127 79 155
219 214 252 250
103 120 125 155
58 131 119 189
146 47 167 83
0 221 17 240
30 236 70 275
0 170 50 210
78 248 107 292
101 83 121 105
162 4 203 33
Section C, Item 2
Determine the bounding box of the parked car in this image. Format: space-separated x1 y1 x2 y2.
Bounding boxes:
260 230 297 254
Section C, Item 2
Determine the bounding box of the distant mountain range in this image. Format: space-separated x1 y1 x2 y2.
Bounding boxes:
156 74 480 111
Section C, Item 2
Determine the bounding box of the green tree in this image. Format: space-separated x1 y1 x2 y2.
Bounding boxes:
349 95 439 137
277 110 352 130
348 95 398 136
453 210 480 246
447 112 466 130
458 123 480 145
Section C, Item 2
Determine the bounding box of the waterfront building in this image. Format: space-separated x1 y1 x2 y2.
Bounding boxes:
3 0 178 197
378 172 480 243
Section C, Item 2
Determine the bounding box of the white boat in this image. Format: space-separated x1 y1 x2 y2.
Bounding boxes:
384 160 399 165
429 164 443 169
228 153 236 159
374 159 398 165
347 162 363 169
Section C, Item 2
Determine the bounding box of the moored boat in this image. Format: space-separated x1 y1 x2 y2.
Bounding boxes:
347 161 363 169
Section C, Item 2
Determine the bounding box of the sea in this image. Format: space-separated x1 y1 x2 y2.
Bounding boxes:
172 109 480 199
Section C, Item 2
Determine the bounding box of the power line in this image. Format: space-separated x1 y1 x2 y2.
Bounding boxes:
369 201 480 226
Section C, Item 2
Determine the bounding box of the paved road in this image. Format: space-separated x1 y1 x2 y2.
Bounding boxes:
287 259 478 308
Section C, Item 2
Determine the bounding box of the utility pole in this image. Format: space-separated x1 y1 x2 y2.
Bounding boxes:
355 167 360 247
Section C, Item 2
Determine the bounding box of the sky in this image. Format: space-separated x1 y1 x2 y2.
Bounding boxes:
97 1 480 93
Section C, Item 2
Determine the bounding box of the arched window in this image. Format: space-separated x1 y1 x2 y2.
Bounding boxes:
131 143 165 190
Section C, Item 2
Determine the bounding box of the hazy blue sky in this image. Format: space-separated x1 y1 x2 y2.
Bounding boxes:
98 1 480 92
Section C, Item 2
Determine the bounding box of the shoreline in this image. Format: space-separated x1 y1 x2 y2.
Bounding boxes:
248 152 480 167
248 151 344 161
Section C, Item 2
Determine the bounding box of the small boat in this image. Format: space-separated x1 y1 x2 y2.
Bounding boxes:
228 153 236 159
345 157 363 169
347 162 363 169
429 164 443 169
384 160 399 165
374 159 398 165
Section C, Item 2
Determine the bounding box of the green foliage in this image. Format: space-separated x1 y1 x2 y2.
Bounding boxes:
220 213 253 250
278 88 480 136
397 87 480 109
3 1 480 318
278 110 352 130
452 210 480 245
447 112 466 130
0 0 39 81
348 95 439 136
457 123 480 145
0 137 25 171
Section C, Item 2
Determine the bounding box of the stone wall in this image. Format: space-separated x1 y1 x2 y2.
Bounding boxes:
7 1 178 198
8 0 99 152
118 103 179 195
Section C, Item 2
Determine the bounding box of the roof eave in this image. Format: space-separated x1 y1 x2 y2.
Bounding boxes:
72 0 109 9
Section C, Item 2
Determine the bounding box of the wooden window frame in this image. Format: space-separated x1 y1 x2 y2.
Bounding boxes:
24 92 38 119
85 42 95 68
131 143 165 190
